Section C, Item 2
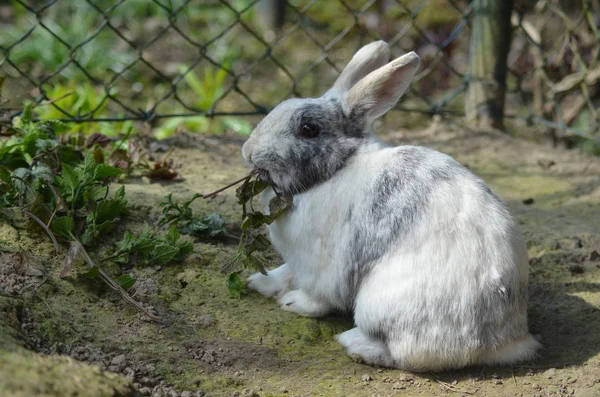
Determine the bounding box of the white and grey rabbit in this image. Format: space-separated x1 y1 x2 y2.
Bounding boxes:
241 41 539 371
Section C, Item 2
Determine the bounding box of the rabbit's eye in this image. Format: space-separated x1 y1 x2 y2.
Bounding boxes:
299 123 320 138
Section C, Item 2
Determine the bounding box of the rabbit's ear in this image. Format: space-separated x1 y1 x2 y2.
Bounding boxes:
345 52 419 121
324 41 390 99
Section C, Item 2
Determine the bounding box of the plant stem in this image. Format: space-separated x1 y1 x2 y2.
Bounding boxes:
21 209 60 253
203 170 257 199
73 239 161 321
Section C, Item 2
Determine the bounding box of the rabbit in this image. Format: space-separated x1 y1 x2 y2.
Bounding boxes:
241 41 540 371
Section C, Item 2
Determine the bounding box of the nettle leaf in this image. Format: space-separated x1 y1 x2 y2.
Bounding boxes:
181 212 227 239
227 272 246 299
94 193 127 224
58 164 81 195
166 225 181 244
243 230 271 255
81 219 118 246
241 253 267 274
84 185 109 202
135 230 160 257
241 212 274 230
236 178 270 205
31 165 54 183
11 167 31 195
150 244 181 265
94 163 123 180
81 152 99 181
176 240 194 258
51 216 74 241
35 138 59 152
22 129 48 159
116 231 136 252
116 274 136 290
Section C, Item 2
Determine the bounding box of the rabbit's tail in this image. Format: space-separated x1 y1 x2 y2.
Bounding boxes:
477 333 541 366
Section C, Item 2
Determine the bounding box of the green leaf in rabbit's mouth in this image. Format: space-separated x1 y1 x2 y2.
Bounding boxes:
204 170 292 294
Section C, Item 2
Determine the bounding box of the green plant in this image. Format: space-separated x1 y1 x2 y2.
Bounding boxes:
202 172 292 297
32 82 133 136
0 105 160 319
107 225 193 267
0 3 135 80
153 66 252 139
158 193 228 240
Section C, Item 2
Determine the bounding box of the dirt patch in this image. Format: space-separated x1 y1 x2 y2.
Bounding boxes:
1 120 600 396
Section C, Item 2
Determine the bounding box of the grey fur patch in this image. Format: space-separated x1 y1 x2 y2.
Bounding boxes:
340 147 457 308
248 97 372 196
273 100 366 195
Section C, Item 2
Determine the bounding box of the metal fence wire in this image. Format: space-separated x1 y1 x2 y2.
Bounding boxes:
0 0 599 142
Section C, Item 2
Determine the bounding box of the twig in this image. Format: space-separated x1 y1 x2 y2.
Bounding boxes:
35 276 48 290
434 377 474 395
203 170 258 199
40 297 55 315
74 240 161 321
21 209 60 253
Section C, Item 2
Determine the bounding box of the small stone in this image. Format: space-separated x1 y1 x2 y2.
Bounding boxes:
111 354 127 366
25 267 44 276
362 374 373 382
398 374 414 382
494 380 502 385
195 314 215 327
139 387 152 396
451 380 458 386
392 383 406 390
279 387 288 393
543 368 557 379
532 383 541 390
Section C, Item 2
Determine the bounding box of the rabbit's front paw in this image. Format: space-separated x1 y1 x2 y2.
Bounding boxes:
278 289 330 317
247 263 292 298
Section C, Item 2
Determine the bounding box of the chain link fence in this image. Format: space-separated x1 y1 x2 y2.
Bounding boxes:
508 0 600 144
0 0 599 143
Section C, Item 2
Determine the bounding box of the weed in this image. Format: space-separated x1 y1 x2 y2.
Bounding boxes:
0 104 192 319
202 172 292 297
0 3 135 81
153 66 252 139
159 193 228 240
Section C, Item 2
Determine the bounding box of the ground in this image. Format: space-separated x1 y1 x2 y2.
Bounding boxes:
1 118 600 397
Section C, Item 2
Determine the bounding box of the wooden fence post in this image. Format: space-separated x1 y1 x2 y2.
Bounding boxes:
466 0 514 130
